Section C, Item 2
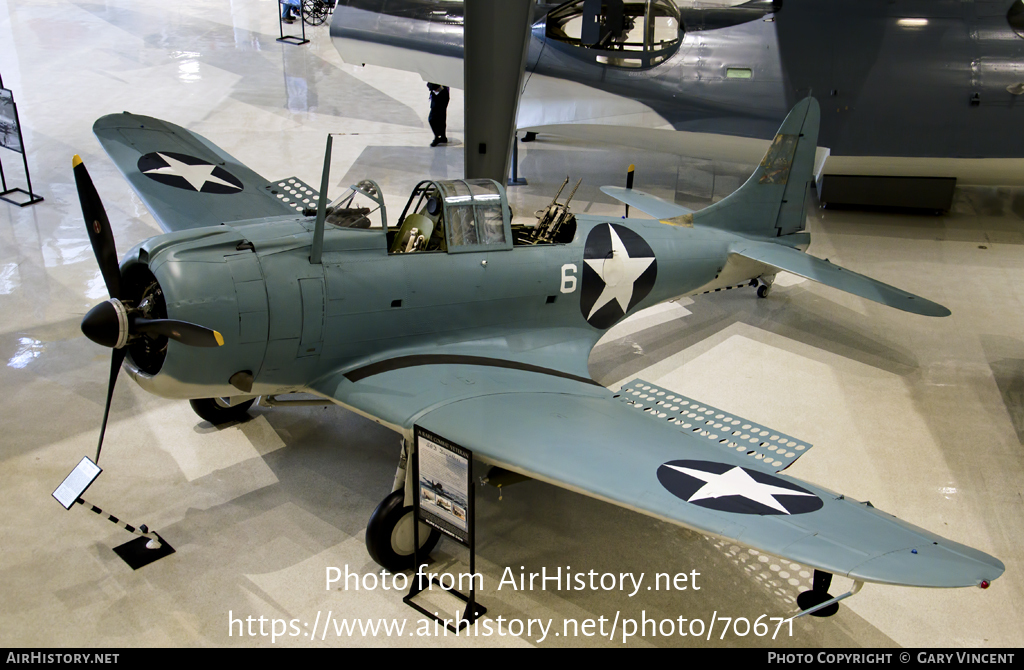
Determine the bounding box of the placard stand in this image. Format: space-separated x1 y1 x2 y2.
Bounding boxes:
404 426 486 632
0 74 43 207
277 1 309 45
53 456 174 569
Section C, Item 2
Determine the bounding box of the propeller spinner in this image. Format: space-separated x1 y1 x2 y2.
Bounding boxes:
73 155 224 461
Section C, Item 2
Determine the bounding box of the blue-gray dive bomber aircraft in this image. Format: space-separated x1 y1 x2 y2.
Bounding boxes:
74 97 1002 618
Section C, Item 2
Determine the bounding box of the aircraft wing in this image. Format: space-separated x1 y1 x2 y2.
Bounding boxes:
93 114 303 232
729 239 951 317
311 359 1003 589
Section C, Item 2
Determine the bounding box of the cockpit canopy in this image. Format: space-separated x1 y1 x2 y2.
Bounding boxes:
391 178 512 254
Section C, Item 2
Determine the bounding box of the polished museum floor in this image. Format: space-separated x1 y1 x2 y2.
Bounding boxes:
0 0 1021 648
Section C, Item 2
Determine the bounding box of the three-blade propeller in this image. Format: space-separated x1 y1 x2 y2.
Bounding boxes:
73 155 224 462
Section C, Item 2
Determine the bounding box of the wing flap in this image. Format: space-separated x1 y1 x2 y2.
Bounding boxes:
730 239 951 317
93 113 297 232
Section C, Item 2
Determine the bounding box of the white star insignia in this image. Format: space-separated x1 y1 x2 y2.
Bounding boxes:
665 464 814 515
584 225 654 319
142 153 240 192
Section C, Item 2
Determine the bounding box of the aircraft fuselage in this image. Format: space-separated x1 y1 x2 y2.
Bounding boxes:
118 213 733 401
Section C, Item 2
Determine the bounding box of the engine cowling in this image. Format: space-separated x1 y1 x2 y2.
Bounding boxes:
118 227 268 399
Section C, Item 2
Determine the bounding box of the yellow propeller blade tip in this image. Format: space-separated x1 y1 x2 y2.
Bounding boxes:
214 331 225 347
72 155 83 168
628 164 635 172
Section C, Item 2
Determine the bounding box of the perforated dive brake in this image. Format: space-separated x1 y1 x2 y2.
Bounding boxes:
615 379 813 472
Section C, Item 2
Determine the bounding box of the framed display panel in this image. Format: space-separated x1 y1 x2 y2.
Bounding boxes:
0 89 23 153
0 85 43 207
405 426 486 631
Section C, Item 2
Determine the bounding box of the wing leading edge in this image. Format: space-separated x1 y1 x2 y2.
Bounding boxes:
312 360 1003 589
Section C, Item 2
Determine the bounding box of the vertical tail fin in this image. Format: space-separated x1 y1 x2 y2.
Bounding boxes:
694 97 820 238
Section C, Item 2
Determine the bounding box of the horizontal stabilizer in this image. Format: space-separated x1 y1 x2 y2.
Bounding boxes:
616 379 812 473
600 186 694 220
730 240 951 317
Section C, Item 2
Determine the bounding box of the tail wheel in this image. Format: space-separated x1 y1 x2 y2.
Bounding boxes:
189 397 255 425
366 489 441 572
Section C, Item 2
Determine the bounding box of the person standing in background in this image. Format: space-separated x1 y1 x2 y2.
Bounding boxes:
427 83 450 147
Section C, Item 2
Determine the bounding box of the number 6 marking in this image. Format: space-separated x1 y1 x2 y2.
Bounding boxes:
560 264 578 293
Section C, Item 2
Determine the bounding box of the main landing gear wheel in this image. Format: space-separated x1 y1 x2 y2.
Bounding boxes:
366 489 441 572
756 282 773 298
189 397 255 425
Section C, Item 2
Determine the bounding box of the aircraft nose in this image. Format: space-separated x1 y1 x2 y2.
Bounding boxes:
849 540 1005 588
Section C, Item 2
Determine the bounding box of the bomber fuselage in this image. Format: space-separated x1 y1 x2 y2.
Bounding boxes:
118 213 741 400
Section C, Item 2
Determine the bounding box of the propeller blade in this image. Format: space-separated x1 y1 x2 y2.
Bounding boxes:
133 318 225 348
625 164 635 217
96 347 127 464
73 155 121 300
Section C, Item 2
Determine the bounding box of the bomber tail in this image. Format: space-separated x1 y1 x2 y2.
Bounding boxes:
693 97 820 238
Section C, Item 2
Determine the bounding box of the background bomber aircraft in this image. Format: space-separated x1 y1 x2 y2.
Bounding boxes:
73 96 1003 618
330 0 1024 196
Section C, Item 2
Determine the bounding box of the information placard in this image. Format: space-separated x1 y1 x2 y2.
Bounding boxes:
415 426 471 546
52 457 101 510
0 89 22 154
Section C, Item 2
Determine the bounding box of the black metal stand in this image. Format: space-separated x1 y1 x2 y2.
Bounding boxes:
277 1 309 45
404 430 486 632
0 159 43 207
508 132 527 186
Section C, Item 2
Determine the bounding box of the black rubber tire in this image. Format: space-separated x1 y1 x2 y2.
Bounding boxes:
796 589 840 617
757 283 771 298
188 397 255 425
366 489 441 572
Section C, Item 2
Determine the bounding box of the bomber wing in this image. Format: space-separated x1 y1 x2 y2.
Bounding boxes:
93 114 308 232
310 349 1003 590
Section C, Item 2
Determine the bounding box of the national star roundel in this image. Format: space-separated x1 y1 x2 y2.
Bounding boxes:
580 223 657 329
657 459 823 516
137 151 244 194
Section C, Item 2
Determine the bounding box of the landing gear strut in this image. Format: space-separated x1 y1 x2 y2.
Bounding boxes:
365 439 441 572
